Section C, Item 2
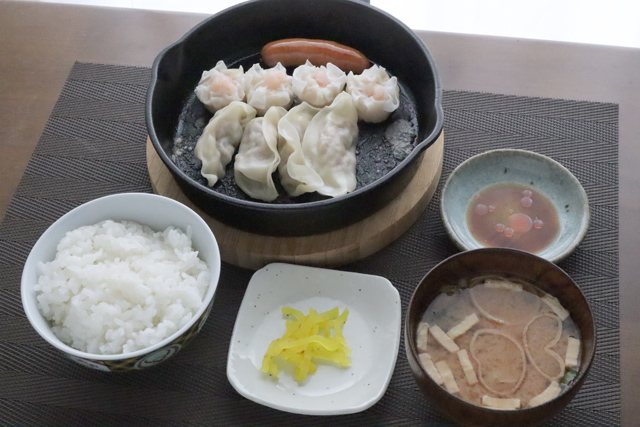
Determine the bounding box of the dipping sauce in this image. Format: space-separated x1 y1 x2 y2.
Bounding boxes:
416 277 581 409
467 183 560 253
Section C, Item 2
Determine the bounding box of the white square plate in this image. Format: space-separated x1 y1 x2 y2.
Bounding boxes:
226 263 401 415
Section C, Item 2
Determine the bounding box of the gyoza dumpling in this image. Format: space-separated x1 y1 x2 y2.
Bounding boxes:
346 64 399 123
292 60 347 108
194 101 256 186
277 102 323 197
234 106 287 202
245 63 294 115
302 92 359 197
194 60 246 113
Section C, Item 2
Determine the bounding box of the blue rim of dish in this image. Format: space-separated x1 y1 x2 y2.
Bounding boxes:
145 0 444 213
440 149 590 263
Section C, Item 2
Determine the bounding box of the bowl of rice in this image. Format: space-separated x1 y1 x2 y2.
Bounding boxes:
21 193 221 372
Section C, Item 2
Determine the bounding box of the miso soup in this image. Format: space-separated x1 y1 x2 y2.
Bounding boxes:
416 277 581 410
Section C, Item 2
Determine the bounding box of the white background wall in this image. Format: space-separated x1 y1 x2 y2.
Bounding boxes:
29 0 640 48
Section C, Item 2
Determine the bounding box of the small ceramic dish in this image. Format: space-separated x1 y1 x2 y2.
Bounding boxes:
440 149 589 263
226 263 401 415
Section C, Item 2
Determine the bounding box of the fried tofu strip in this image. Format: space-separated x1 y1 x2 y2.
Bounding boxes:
416 322 429 352
528 381 561 407
435 360 459 394
481 396 521 410
456 349 478 385
419 353 443 385
565 337 580 368
484 279 523 292
447 313 479 340
542 294 569 321
430 325 460 353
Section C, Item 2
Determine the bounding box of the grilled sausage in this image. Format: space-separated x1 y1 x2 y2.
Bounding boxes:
261 38 369 73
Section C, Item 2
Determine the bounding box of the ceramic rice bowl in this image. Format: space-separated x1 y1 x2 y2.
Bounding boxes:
21 193 221 372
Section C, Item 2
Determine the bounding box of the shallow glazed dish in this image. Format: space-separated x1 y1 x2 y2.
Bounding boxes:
21 193 221 372
227 263 401 415
405 248 595 427
440 149 589 263
146 0 443 236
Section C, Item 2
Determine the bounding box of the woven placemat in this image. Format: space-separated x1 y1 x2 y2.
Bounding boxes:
0 62 619 426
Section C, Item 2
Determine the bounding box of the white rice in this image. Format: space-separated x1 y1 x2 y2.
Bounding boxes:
34 220 210 355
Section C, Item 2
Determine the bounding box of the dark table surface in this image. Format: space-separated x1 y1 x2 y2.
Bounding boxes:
1 1 638 425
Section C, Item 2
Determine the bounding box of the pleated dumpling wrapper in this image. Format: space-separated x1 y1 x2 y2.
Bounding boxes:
195 60 246 113
234 106 288 202
195 101 256 186
277 102 324 197
302 92 359 197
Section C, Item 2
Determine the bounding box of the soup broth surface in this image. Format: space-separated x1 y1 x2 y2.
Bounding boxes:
467 183 560 253
418 277 581 409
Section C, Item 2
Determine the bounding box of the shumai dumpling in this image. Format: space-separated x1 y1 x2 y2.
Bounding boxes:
292 60 347 108
245 62 294 115
346 64 399 123
194 60 246 113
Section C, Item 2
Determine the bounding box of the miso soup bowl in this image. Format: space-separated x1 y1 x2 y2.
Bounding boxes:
147 0 443 236
405 248 596 427
21 193 222 372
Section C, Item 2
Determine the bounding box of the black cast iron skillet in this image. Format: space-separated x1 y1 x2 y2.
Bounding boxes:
147 0 443 236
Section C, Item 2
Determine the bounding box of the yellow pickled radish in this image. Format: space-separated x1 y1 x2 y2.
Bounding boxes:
261 306 351 382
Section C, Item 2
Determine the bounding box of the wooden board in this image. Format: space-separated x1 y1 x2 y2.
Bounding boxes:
147 132 444 270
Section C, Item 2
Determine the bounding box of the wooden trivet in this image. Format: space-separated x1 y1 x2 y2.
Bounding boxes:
146 133 444 270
